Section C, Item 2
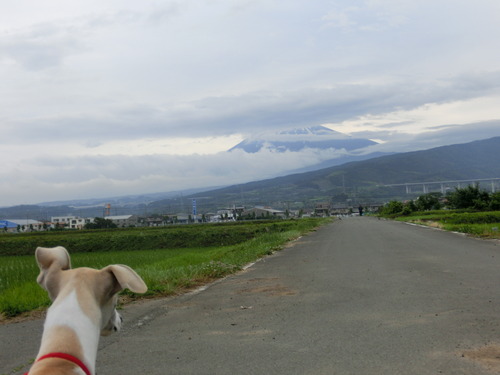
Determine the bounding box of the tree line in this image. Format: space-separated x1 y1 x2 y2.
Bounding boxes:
380 185 500 216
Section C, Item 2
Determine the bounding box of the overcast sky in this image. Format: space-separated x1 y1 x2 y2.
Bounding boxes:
1 0 500 207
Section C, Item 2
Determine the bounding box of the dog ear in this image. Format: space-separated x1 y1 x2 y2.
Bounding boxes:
35 246 72 296
35 246 71 271
103 265 148 295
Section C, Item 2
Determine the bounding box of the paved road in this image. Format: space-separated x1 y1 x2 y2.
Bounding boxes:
3 217 500 374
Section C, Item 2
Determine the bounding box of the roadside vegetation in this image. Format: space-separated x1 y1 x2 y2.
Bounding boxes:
378 186 500 239
0 218 330 319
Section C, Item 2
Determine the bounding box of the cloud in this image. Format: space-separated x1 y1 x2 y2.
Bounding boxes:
0 2 186 69
1 0 500 206
334 95 500 136
321 1 416 32
3 70 499 148
0 24 81 70
0 146 352 206
348 120 500 153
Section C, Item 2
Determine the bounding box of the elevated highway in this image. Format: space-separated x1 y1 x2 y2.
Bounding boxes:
381 177 500 194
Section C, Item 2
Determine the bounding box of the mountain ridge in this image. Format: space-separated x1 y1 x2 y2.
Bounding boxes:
182 136 500 209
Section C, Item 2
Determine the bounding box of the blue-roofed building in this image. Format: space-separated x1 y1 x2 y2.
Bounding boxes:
0 220 19 233
1 219 44 232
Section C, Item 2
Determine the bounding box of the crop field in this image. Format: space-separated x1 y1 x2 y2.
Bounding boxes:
394 211 500 238
0 219 329 319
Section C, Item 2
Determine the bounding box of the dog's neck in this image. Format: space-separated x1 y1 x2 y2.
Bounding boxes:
37 290 100 375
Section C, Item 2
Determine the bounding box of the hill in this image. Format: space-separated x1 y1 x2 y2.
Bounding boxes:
165 136 500 210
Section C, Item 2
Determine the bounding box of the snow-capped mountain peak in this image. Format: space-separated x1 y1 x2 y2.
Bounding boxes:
228 125 376 153
278 125 341 136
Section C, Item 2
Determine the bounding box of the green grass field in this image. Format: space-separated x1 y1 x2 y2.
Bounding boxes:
0 219 329 318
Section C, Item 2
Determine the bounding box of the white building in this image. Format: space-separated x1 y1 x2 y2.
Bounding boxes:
51 216 93 230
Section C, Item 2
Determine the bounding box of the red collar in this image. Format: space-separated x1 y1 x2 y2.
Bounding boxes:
25 352 91 375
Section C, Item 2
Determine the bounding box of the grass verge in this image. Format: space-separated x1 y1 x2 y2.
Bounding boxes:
392 211 500 239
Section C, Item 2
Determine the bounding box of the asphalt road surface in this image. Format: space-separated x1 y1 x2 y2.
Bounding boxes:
3 217 500 374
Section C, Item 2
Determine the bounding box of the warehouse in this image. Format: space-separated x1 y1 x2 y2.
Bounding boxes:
0 219 44 232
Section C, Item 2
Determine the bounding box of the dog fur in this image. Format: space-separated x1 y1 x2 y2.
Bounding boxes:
26 246 147 375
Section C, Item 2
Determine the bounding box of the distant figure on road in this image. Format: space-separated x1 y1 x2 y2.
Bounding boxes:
358 205 364 216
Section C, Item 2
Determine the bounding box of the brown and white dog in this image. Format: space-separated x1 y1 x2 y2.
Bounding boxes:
25 246 147 375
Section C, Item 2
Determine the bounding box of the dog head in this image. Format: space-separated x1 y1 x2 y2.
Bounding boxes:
35 246 147 336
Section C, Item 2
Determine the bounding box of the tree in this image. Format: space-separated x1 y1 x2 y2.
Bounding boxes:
380 201 404 216
406 200 417 212
490 192 500 210
401 204 413 216
447 185 490 210
415 192 442 211
85 217 117 229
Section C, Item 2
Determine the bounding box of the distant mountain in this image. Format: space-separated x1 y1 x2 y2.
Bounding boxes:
229 125 377 153
36 187 222 208
178 136 500 209
285 151 395 174
3 137 499 219
336 136 500 185
0 187 223 220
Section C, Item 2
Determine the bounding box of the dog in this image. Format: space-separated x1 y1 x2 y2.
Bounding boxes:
25 246 147 375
